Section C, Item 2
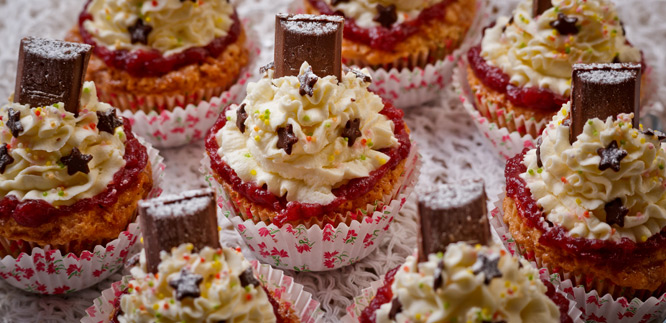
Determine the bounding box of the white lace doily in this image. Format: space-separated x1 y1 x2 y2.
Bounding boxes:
0 0 664 322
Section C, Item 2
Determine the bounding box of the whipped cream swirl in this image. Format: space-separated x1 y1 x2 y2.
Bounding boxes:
327 0 445 29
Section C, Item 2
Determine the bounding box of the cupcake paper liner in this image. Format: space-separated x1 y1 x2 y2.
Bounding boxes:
343 256 582 323
201 143 421 272
81 260 325 323
491 191 666 323
117 23 261 149
0 137 165 295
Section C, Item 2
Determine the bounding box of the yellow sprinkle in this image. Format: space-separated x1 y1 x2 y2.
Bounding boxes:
106 15 111 21
46 161 52 166
640 124 644 131
475 244 481 250
328 155 335 162
632 131 638 138
205 282 212 289
641 138 646 144
505 281 511 288
145 16 151 22
641 235 648 242
254 135 261 142
264 120 270 126
415 313 421 320
153 304 159 311
379 158 387 165
213 260 222 270
576 198 582 205
186 244 194 251
500 292 506 298
157 293 164 299
217 226 222 232
140 237 144 244
562 109 568 117
250 169 257 176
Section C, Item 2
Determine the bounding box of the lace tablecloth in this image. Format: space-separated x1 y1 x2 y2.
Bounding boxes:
0 0 664 322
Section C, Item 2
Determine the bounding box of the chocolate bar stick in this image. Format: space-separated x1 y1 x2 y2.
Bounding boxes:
533 0 553 17
570 63 641 142
14 37 92 116
274 13 344 79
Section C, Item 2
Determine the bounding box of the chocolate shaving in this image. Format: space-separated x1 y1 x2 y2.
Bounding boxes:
374 4 397 29
642 129 666 141
388 298 402 320
472 254 502 285
128 19 153 45
96 108 123 134
6 108 23 138
432 260 445 291
342 118 362 147
238 267 260 288
532 0 553 17
60 147 93 176
259 62 275 75
168 268 204 301
236 103 248 133
348 68 372 83
277 124 298 155
597 140 627 172
605 198 628 228
502 16 515 32
298 66 319 97
536 137 543 168
0 144 14 174
550 13 579 35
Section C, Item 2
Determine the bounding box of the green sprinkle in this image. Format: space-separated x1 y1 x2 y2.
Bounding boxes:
537 168 543 174
57 161 65 169
528 169 535 175
660 164 664 170
419 282 424 289
578 170 583 174
226 116 231 121
244 153 251 158
620 140 626 145
325 122 331 128
360 154 366 161
528 274 533 281
42 192 48 197
83 87 91 94
148 281 154 287
58 191 64 197
170 299 175 304
264 109 270 114
436 251 444 259
565 47 571 54
303 115 310 122
245 285 252 292
588 120 594 126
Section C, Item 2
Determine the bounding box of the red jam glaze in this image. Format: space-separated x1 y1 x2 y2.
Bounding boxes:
205 100 411 227
541 278 573 323
307 0 454 52
505 148 666 263
77 1 242 77
359 265 399 323
0 118 148 228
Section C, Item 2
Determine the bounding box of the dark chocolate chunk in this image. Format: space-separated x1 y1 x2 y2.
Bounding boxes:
472 254 502 284
605 198 628 228
128 19 153 45
238 267 260 288
138 189 220 273
388 298 402 320
342 118 362 147
274 14 344 79
259 62 275 75
236 103 248 133
532 0 553 17
14 37 92 116
570 63 641 142
6 108 23 138
60 147 93 176
550 13 579 35
536 137 543 168
96 108 123 135
417 179 489 262
432 260 445 291
612 55 621 64
298 66 319 96
168 268 204 301
642 129 666 141
0 144 14 174
331 0 349 5
347 68 372 83
374 4 397 29
502 16 515 32
597 140 627 172
277 124 298 155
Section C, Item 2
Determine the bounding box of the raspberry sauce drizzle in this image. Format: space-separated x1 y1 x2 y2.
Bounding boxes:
205 100 411 227
505 149 666 262
77 0 242 78
359 265 399 323
0 118 149 228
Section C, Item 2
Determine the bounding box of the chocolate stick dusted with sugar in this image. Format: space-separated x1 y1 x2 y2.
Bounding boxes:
570 63 641 142
14 37 92 116
417 179 489 262
533 0 553 17
274 13 344 79
138 189 221 273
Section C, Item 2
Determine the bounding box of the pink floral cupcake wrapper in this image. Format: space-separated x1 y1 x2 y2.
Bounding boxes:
118 22 261 148
0 137 165 295
201 144 421 272
81 261 324 323
491 191 666 323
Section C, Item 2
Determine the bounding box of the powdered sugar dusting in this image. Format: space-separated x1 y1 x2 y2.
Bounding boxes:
277 13 344 35
22 36 91 59
419 179 485 210
139 188 214 218
573 63 641 85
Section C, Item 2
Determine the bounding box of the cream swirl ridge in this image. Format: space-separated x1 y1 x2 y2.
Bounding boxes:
374 243 560 323
522 105 666 242
84 0 234 56
120 244 277 322
217 62 398 205
0 82 126 207
481 0 641 97
327 0 445 29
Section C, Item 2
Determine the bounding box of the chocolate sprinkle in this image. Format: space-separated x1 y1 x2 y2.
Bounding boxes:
342 118 362 147
60 147 93 176
597 140 627 172
259 62 275 75
374 4 397 29
6 108 23 138
277 124 298 155
96 108 123 134
642 129 666 141
536 137 543 168
0 144 14 174
236 103 248 133
298 66 319 97
432 260 445 290
128 19 153 45
348 68 372 83
550 13 579 35
238 267 260 288
472 254 502 285
605 198 628 228
168 268 204 301
388 298 402 320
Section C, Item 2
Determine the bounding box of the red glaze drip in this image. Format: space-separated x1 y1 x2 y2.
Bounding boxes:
505 149 666 262
359 265 399 323
205 100 411 227
77 0 242 77
0 118 148 228
306 0 453 52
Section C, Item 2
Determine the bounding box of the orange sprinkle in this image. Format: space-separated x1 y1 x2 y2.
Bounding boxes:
611 228 617 234
135 286 141 292
583 211 590 218
560 177 568 184
35 110 41 117
201 257 206 263
245 294 253 301
164 303 169 310
361 139 367 146
306 136 312 142
403 266 409 272
155 273 159 279
216 273 221 280
140 305 146 311
500 250 506 256
5 144 10 149
236 247 241 252
183 255 190 260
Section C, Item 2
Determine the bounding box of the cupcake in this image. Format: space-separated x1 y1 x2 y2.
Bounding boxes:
352 179 576 323
67 0 250 113
203 14 417 271
465 0 645 138
502 63 666 301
